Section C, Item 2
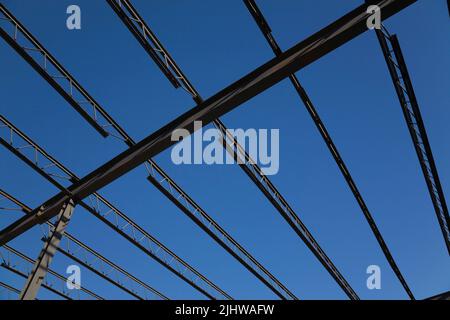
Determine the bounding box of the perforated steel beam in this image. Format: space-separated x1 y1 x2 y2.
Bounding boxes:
0 0 417 248
376 26 450 255
243 0 414 299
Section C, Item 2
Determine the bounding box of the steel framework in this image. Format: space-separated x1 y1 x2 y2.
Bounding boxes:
0 0 417 246
0 3 296 298
0 0 445 300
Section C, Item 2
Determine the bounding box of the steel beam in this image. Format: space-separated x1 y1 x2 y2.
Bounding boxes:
0 188 168 300
19 199 75 300
108 0 359 299
0 0 416 247
0 116 229 300
243 0 413 299
1 4 297 299
376 26 450 254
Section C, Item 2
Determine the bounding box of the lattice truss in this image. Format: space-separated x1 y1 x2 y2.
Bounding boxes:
0 0 448 300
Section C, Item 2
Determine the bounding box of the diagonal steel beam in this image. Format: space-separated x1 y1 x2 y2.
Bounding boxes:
376 26 450 254
107 0 359 299
243 0 414 299
0 0 417 247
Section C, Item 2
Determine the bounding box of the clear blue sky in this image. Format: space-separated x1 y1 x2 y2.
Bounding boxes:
1 0 449 300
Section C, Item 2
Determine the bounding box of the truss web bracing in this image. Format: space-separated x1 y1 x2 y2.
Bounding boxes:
0 0 447 299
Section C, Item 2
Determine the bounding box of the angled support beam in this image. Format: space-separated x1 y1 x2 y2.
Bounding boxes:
0 0 417 247
376 26 450 255
108 0 357 299
243 0 413 299
19 199 75 300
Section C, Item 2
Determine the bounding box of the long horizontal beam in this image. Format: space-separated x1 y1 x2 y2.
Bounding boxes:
108 0 357 299
0 0 417 245
243 0 413 299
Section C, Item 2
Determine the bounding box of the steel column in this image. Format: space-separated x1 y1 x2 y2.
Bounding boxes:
19 200 75 300
0 116 229 300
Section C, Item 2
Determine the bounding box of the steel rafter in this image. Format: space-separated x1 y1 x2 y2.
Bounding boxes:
107 0 359 299
0 245 102 300
376 26 450 255
0 116 229 300
242 0 414 299
0 188 168 300
0 5 297 300
0 0 417 282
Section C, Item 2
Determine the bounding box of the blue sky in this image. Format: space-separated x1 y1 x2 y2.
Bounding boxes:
0 0 449 300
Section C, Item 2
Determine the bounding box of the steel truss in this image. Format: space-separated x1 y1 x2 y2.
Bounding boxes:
242 0 414 299
0 4 297 300
0 116 229 300
0 188 168 300
0 245 102 300
376 25 450 255
107 0 358 299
